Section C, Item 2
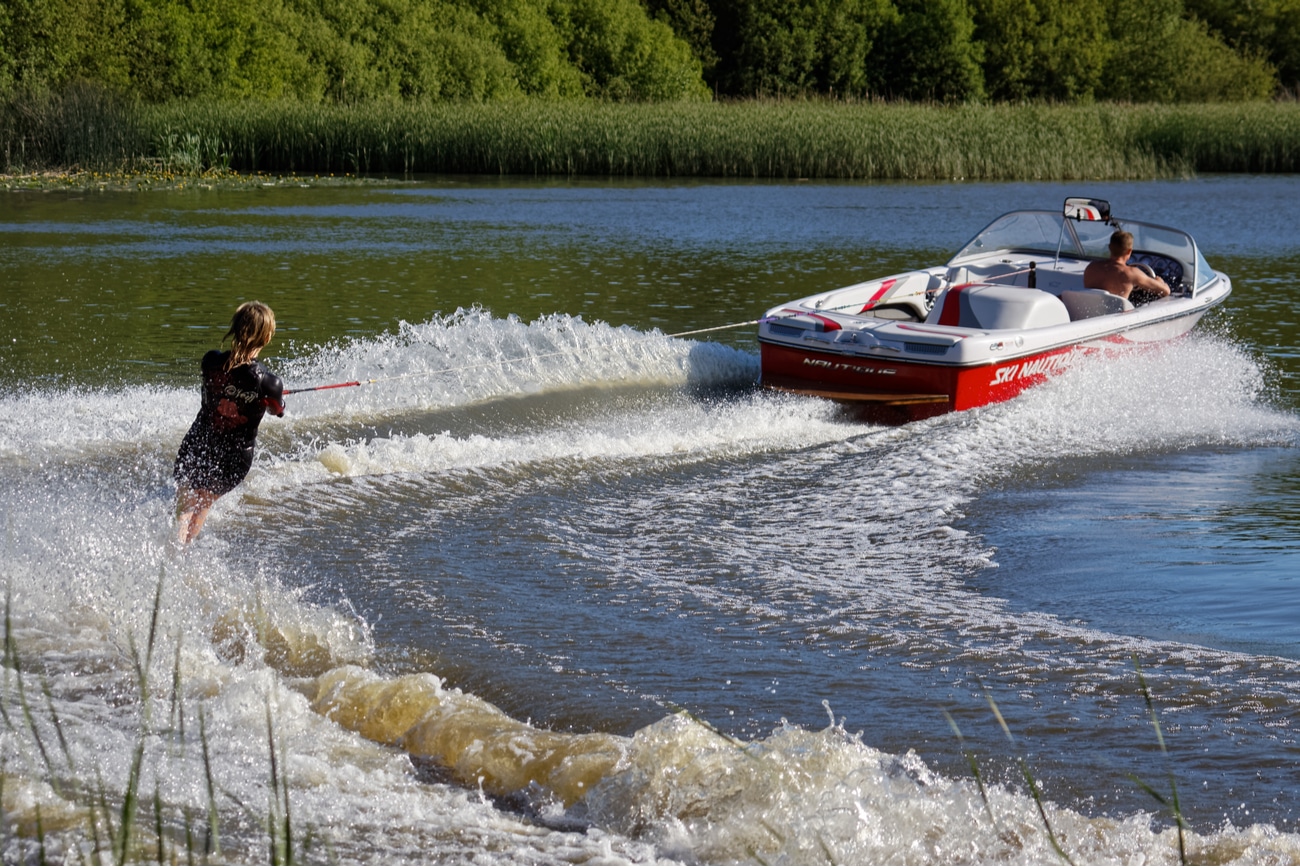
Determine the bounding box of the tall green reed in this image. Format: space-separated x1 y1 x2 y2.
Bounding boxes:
982 691 1074 865
0 564 305 864
265 702 293 866
953 666 1198 866
8 91 1300 179
943 711 999 835
0 83 143 172
199 705 221 858
115 567 168 863
1129 656 1187 865
162 100 1163 179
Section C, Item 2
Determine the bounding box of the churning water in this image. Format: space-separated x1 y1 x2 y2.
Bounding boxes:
2 176 1300 863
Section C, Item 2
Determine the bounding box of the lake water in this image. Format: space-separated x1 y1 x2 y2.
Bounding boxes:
2 176 1299 863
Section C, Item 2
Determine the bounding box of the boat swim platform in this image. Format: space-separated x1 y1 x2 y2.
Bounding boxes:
765 384 950 406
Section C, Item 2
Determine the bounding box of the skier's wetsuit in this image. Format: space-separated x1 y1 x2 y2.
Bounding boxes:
174 350 285 496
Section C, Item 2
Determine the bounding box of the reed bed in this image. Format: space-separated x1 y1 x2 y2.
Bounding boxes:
7 96 1300 180
126 100 1194 180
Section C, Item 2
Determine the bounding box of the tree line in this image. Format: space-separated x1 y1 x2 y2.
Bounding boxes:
1 0 1296 104
665 0 1297 101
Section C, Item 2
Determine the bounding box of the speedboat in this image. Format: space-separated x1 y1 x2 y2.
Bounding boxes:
757 197 1232 423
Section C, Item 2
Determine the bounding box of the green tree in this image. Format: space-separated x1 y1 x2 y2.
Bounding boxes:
552 0 709 99
0 0 709 103
1101 0 1275 101
123 0 319 101
1184 0 1300 90
471 0 585 97
366 0 519 100
1 0 131 93
973 0 1110 101
644 0 719 74
283 0 521 101
710 0 896 97
286 0 381 102
0 3 11 93
720 0 821 95
873 0 984 101
818 0 899 95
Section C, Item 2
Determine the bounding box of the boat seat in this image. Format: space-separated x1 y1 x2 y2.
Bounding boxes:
948 262 1026 286
1033 268 1087 294
814 270 937 319
1058 288 1133 321
952 263 1090 295
925 284 1071 330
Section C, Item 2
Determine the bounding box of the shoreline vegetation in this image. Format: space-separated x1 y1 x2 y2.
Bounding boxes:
5 99 1300 187
7 0 1300 186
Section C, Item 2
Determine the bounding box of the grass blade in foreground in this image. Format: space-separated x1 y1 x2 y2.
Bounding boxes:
984 691 1074 865
1130 655 1188 866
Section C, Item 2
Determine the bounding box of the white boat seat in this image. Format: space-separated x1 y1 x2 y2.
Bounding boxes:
814 270 937 320
948 262 1026 286
925 284 1071 330
1034 268 1087 293
1058 288 1133 321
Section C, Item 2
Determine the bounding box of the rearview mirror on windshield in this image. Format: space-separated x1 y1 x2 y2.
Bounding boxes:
1063 197 1111 222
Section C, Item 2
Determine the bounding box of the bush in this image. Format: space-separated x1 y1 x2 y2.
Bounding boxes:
1101 0 1275 102
874 0 985 101
710 0 896 97
974 0 1110 102
0 0 708 105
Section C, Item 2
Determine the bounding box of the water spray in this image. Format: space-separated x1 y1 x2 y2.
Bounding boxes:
282 317 770 396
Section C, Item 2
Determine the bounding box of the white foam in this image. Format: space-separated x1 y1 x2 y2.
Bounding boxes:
3 316 1298 865
0 310 760 461
278 308 757 419
539 333 1300 721
0 383 190 458
0 470 659 864
595 710 1300 865
235 389 858 503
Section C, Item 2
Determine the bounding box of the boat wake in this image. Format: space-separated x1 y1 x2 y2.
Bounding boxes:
2 311 1298 864
277 306 759 416
0 308 760 461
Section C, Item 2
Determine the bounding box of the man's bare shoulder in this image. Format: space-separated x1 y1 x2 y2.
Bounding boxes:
1084 259 1123 281
1083 259 1134 296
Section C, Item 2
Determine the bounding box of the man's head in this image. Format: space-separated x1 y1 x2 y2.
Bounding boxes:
1108 230 1134 258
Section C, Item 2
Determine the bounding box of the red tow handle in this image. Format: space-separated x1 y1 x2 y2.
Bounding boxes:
282 381 362 396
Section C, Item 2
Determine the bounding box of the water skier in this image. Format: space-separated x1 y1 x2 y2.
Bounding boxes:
174 301 285 544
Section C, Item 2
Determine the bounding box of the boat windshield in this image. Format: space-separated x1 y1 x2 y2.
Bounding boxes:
949 209 1208 287
1069 218 1208 287
948 211 1075 261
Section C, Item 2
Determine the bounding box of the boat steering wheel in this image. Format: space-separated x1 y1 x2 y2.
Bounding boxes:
1129 252 1185 294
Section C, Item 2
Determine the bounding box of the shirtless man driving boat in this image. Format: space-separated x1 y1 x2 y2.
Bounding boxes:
1083 230 1171 305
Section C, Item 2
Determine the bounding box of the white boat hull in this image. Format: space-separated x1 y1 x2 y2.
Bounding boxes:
757 202 1232 423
